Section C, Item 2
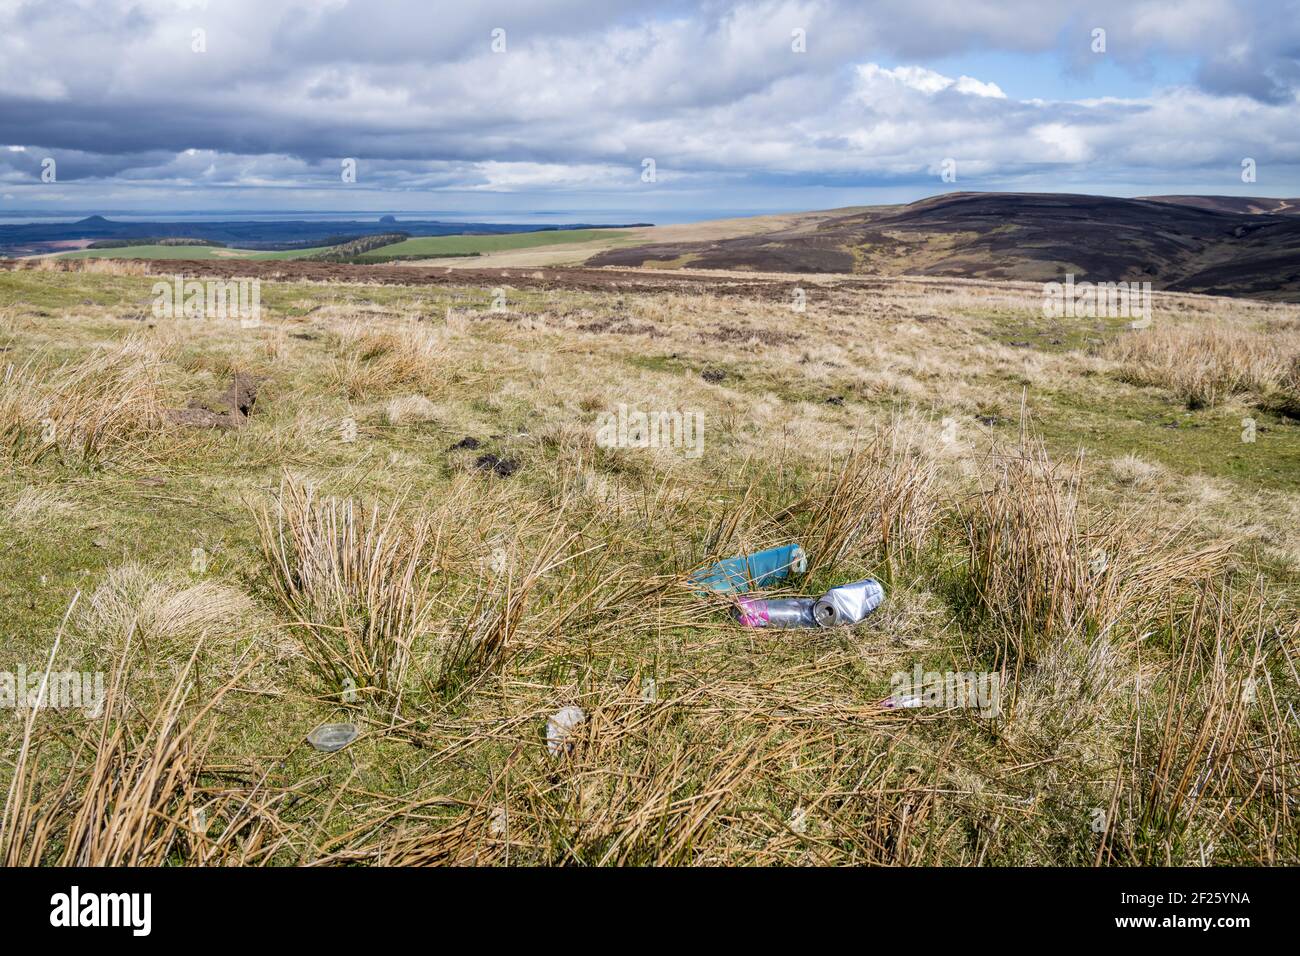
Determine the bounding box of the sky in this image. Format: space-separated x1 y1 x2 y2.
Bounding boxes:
1 0 1298 220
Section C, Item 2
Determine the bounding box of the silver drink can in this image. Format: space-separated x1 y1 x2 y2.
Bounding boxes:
812 578 885 627
734 597 818 628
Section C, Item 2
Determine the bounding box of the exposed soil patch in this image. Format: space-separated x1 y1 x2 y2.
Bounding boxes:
168 406 237 428
474 453 519 477
575 317 663 336
168 371 263 428
703 324 803 346
223 372 261 418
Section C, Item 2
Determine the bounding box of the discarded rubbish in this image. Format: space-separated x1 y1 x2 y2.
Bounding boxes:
733 577 886 629
812 578 886 627
734 596 818 628
691 543 807 594
881 694 923 709
307 722 358 752
789 806 809 834
546 705 585 757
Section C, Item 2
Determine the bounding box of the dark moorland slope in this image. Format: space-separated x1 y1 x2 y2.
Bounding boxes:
589 192 1300 300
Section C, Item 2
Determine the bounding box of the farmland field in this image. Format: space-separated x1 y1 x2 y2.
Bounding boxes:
354 228 632 259
0 258 1297 866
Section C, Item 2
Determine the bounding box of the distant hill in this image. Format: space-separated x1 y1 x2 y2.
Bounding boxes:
588 192 1300 301
1140 195 1300 216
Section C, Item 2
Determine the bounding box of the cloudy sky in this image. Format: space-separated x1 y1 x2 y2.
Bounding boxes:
1 0 1298 219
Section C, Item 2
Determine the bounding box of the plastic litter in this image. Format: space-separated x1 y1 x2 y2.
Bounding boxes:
881 694 923 709
812 578 886 627
735 596 818 628
307 722 358 752
546 705 585 757
690 543 807 594
734 577 885 629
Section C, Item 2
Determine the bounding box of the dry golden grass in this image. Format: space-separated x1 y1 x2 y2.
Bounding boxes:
1107 321 1300 409
787 416 940 580
254 473 437 702
962 436 1229 669
1 600 284 866
0 335 170 464
329 321 449 399
385 393 439 425
78 562 254 660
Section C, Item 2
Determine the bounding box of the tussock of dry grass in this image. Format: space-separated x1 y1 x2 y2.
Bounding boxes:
0 336 169 463
1112 582 1300 864
1108 453 1164 488
789 417 940 580
385 393 439 425
79 562 254 658
1107 322 1300 409
254 473 437 701
329 321 448 399
962 439 1229 668
3 486 71 525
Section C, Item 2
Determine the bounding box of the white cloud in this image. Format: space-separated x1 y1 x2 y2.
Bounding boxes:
857 64 1006 98
953 76 1007 98
1031 123 1092 163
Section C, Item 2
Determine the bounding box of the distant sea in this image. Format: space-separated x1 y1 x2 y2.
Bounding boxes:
0 209 763 226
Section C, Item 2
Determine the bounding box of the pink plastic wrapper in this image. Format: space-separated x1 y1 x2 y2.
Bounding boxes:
735 596 770 627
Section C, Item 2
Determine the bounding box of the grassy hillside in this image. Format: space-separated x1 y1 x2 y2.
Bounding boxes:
1 260 1297 866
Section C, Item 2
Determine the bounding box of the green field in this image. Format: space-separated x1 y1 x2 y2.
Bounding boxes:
354 229 629 259
59 229 631 263
64 244 330 261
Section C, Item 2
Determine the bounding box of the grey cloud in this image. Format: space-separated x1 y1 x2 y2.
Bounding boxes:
0 0 1298 205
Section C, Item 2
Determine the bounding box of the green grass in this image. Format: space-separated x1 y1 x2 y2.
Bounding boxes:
354 229 629 259
2 266 1296 867
1031 380 1300 491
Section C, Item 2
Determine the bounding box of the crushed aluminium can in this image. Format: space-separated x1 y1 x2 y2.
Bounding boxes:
690 543 807 594
812 578 886 627
734 596 818 628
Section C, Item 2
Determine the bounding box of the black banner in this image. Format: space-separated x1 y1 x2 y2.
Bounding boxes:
0 867 1278 942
